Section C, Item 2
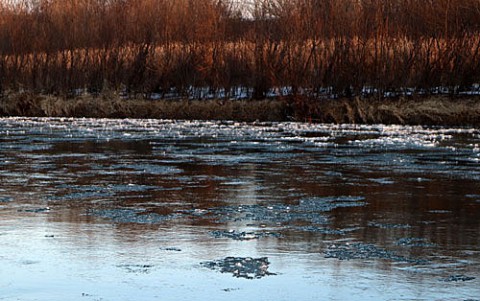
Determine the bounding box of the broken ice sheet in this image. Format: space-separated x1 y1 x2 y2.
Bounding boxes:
201 257 276 279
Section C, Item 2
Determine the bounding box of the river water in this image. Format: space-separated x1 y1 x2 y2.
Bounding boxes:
0 117 479 301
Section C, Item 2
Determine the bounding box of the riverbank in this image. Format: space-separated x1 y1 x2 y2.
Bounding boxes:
1 93 479 126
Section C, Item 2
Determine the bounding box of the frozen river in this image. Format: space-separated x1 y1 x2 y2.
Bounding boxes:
1 117 479 301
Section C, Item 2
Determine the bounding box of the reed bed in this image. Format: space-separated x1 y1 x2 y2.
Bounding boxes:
1 0 480 99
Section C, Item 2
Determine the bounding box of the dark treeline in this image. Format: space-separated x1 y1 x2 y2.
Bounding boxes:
1 0 480 99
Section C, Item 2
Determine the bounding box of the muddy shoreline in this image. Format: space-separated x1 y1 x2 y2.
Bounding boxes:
1 93 480 126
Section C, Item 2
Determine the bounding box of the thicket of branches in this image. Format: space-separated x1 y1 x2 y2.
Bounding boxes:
1 0 480 99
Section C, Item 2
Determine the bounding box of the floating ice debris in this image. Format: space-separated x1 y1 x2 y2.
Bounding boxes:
325 243 428 264
89 208 182 224
210 230 282 241
196 196 366 226
465 194 480 203
0 196 13 203
465 194 480 199
201 257 275 279
21 260 40 265
368 221 412 229
428 210 452 214
369 178 395 185
48 190 113 201
293 226 360 235
396 237 436 248
298 196 367 211
441 275 476 282
19 207 51 213
182 204 325 225
160 247 182 252
117 264 154 274
191 209 208 216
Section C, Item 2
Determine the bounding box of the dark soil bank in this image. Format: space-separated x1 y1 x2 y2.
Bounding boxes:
1 93 480 126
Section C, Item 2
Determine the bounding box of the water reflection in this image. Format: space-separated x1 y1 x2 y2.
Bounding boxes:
1 118 479 300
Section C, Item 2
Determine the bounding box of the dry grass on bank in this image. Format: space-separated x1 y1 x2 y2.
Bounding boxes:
0 93 288 122
1 93 479 126
304 97 480 126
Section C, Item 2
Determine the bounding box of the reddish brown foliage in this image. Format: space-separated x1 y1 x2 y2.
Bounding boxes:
0 0 480 98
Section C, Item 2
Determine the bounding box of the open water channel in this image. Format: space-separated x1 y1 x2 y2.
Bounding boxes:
0 117 479 301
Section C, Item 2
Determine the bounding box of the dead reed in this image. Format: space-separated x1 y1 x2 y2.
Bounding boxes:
0 0 480 99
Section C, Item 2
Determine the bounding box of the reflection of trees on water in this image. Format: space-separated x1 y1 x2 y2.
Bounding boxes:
2 121 480 269
329 175 480 252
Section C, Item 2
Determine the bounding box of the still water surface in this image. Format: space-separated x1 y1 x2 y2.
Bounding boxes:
0 117 479 301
